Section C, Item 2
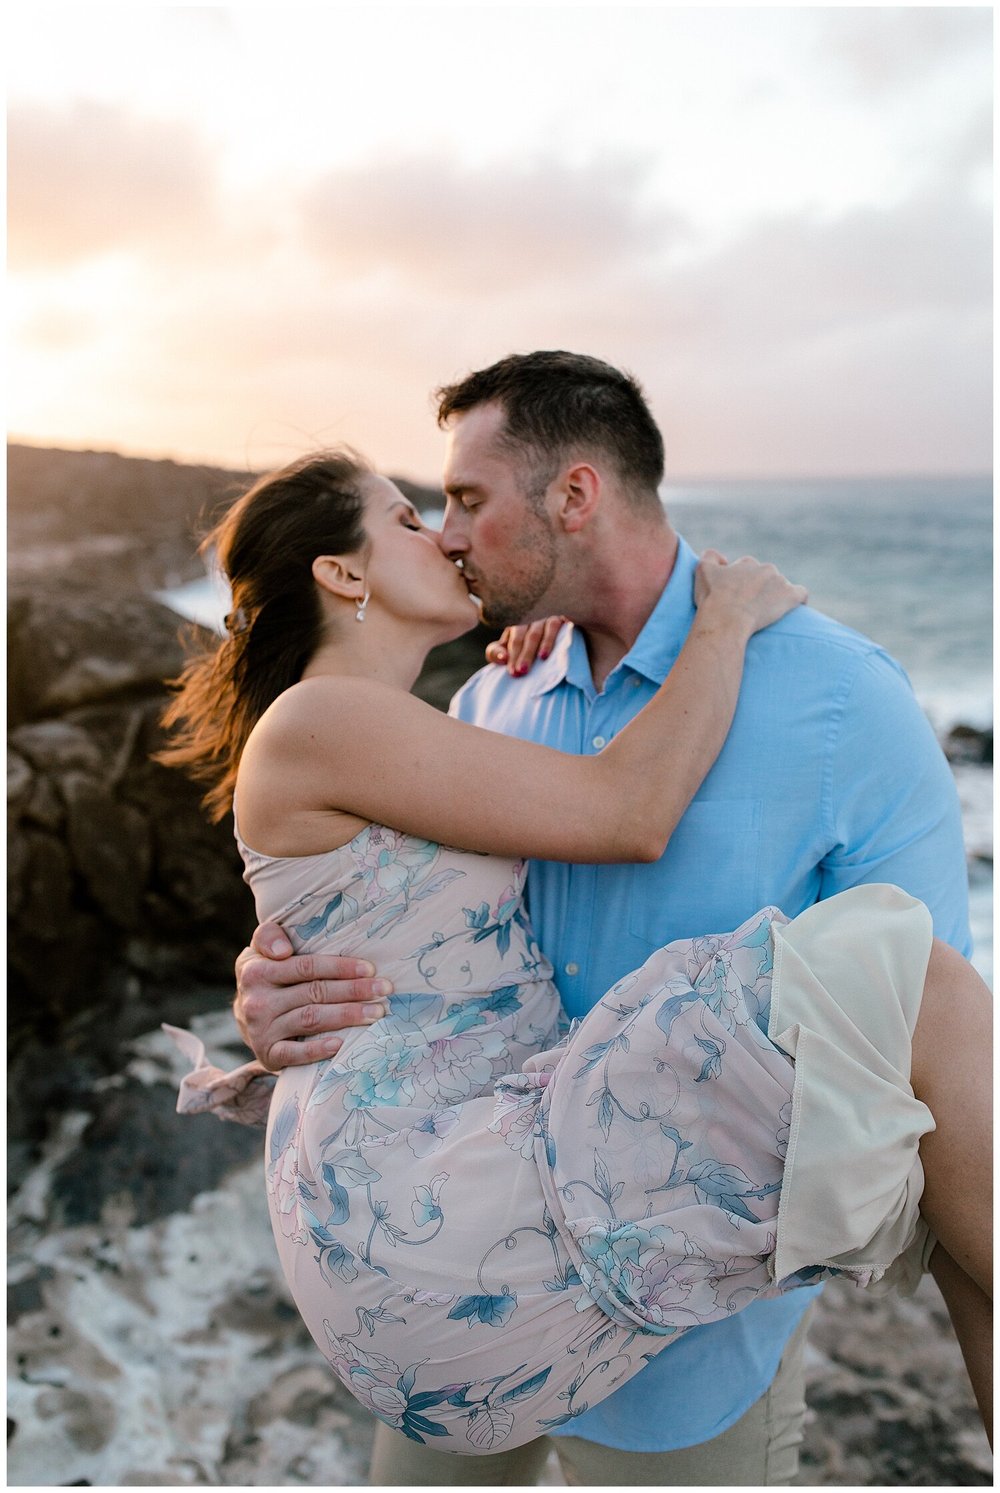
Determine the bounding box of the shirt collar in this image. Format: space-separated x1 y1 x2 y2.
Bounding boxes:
528 535 699 696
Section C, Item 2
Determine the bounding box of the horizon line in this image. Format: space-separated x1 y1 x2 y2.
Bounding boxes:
7 435 993 490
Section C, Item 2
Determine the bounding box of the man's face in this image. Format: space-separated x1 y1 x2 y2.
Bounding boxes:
438 402 559 629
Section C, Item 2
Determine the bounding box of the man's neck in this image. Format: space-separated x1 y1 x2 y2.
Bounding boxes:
573 527 679 690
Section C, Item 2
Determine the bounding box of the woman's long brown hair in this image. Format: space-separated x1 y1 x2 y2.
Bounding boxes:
158 450 370 821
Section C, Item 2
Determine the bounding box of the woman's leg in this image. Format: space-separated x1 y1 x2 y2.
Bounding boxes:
909 938 992 1442
929 1241 993 1444
910 938 992 1297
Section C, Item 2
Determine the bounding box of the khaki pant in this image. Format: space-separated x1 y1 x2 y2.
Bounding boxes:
368 1309 811 1486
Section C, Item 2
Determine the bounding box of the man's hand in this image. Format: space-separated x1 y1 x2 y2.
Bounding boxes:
485 616 568 675
234 921 393 1071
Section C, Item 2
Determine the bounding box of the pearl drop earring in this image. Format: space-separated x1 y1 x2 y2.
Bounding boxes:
355 590 370 623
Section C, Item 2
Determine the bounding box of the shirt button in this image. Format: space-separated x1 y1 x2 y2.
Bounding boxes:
565 962 580 976
592 735 606 749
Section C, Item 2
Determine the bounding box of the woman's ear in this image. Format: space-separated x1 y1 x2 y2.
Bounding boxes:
312 554 365 603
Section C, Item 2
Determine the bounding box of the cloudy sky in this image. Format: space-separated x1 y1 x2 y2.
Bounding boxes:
8 5 992 481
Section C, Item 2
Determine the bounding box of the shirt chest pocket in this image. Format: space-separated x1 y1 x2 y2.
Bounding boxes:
627 798 764 950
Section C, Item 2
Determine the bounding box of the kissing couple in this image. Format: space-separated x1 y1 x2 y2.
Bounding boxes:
163 350 991 1486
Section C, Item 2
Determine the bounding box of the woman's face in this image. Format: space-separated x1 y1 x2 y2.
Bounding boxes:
360 473 480 638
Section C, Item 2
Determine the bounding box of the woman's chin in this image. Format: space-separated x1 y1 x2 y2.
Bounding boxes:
449 607 482 642
434 596 482 644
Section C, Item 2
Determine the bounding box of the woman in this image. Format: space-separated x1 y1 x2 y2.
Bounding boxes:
162 450 991 1451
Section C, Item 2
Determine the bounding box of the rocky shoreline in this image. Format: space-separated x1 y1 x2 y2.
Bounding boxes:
8 1017 992 1488
7 444 992 1485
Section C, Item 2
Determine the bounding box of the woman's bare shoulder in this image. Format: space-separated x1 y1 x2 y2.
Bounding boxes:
236 678 404 852
252 675 412 749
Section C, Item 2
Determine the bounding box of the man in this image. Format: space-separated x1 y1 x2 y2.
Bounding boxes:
235 351 971 1486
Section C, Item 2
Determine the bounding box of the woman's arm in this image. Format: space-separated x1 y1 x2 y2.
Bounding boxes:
238 555 805 865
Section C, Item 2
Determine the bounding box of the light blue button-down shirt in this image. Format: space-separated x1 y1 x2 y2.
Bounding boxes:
451 535 970 1452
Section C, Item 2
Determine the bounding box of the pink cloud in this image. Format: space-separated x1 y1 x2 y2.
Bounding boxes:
299 153 685 294
8 100 215 270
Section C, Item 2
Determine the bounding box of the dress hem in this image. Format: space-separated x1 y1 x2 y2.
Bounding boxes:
767 886 936 1296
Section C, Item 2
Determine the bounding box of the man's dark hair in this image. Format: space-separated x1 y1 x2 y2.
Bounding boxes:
435 351 665 511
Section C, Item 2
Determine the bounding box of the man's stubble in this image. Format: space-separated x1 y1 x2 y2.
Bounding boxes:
476 509 560 630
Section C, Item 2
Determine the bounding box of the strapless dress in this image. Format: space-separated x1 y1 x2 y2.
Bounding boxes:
170 822 934 1454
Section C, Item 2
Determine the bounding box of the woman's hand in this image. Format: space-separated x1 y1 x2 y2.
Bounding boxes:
485 616 569 675
695 549 807 637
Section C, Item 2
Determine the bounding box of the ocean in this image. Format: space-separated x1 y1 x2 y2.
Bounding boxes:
663 475 992 737
158 475 992 978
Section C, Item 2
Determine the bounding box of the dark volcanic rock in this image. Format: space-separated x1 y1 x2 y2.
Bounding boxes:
7 444 248 594
7 444 245 543
8 580 189 727
943 723 993 765
64 775 152 927
47 1077 260 1230
11 720 105 778
7 581 255 1108
8 443 444 595
796 1277 992 1485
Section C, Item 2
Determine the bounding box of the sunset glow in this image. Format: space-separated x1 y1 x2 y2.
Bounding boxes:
8 5 992 480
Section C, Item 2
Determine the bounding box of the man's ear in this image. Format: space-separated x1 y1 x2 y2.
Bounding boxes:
312 554 365 602
556 462 602 534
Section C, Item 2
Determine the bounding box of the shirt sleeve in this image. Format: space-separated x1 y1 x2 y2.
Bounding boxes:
820 649 972 956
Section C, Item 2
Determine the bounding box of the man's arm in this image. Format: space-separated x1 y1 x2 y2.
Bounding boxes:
820 648 972 955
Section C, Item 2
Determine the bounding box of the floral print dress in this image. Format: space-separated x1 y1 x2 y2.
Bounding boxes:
173 824 935 1455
